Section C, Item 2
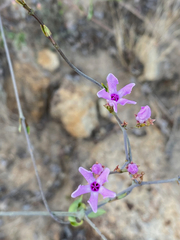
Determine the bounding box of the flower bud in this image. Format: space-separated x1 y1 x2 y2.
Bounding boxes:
127 163 138 175
91 163 103 175
136 105 151 124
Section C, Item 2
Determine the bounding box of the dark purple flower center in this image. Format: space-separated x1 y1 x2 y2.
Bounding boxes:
111 93 119 102
90 181 100 192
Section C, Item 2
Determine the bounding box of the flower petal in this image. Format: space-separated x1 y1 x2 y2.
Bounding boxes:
118 98 137 106
107 100 118 113
107 73 119 94
99 186 116 199
71 184 91 198
87 192 99 213
79 167 95 184
117 83 135 98
97 168 110 185
97 89 111 100
112 102 118 113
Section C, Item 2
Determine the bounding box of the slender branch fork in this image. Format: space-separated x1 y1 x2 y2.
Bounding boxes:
1 2 180 239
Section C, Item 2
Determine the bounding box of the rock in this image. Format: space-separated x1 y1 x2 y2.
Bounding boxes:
37 49 60 71
50 76 98 138
135 35 179 82
135 35 159 81
98 99 109 119
5 62 50 121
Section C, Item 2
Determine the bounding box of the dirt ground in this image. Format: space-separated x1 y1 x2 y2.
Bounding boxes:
0 1 180 240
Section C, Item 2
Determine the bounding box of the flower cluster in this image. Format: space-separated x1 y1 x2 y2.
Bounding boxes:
97 73 155 126
71 73 154 213
71 164 116 213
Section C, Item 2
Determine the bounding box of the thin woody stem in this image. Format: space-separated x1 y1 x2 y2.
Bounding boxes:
85 177 179 215
0 16 24 120
14 0 133 172
17 1 103 89
0 15 68 225
84 215 107 240
0 211 77 217
113 112 132 166
15 1 131 171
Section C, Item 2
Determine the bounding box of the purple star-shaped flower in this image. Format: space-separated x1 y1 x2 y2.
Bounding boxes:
97 73 136 113
71 167 116 213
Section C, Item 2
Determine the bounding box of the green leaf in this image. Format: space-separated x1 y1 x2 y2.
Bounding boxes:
101 83 108 92
88 209 106 218
26 126 30 134
18 119 22 133
70 220 83 227
68 196 84 227
87 0 94 20
117 192 127 199
69 196 83 212
40 25 51 37
18 122 22 133
15 0 26 6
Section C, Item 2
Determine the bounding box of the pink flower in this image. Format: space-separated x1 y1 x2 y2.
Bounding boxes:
97 73 136 113
71 167 116 213
136 105 151 124
91 163 103 175
127 163 138 175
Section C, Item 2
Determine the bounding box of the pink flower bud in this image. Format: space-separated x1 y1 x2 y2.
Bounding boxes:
127 163 138 175
136 105 151 124
91 163 103 175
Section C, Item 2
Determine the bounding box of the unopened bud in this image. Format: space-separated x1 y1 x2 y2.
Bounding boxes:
40 25 51 37
104 103 114 113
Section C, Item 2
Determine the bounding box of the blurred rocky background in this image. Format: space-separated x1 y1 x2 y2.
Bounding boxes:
0 0 180 239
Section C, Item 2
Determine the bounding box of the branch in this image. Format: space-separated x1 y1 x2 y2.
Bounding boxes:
85 177 180 215
0 14 68 225
84 215 107 240
15 0 103 89
14 0 132 172
0 211 77 217
112 112 132 167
